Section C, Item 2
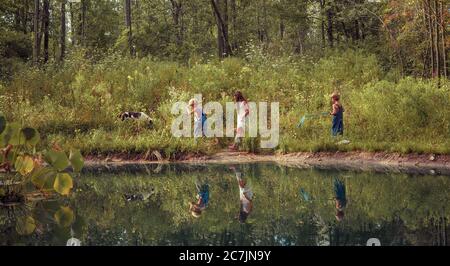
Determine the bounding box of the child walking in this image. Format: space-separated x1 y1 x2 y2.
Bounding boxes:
330 92 344 137
188 98 207 138
229 91 249 151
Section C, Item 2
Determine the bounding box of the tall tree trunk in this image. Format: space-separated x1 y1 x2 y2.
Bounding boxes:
433 0 441 79
15 6 21 30
231 0 237 49
211 0 232 58
421 1 430 77
326 4 334 48
69 2 75 45
223 0 229 43
439 0 447 78
320 0 325 48
135 0 140 34
33 0 40 64
76 0 87 45
124 0 134 56
42 0 49 63
77 2 82 44
426 0 435 77
354 20 360 41
81 0 86 44
23 0 29 34
60 0 66 62
170 0 183 48
262 0 269 43
296 28 305 55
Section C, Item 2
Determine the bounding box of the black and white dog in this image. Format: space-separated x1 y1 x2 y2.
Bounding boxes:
118 112 154 128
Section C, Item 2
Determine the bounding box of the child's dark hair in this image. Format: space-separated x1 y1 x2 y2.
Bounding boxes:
234 91 246 102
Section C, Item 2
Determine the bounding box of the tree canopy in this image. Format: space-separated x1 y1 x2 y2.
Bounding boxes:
0 0 447 79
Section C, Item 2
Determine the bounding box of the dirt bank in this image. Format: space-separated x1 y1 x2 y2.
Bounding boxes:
84 151 450 176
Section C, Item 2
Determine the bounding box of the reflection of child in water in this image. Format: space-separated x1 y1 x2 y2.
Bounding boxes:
230 166 253 223
333 177 347 221
189 178 210 218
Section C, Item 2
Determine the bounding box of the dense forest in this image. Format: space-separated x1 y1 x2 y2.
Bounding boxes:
0 0 448 76
0 0 449 155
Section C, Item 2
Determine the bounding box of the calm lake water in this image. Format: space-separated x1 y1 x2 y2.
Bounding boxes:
1 163 449 246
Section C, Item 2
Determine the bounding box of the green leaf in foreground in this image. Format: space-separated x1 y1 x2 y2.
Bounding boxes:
44 150 70 171
16 216 36 235
30 167 56 189
69 149 84 173
21 127 40 146
2 122 21 145
14 155 34 175
54 173 73 195
54 206 74 227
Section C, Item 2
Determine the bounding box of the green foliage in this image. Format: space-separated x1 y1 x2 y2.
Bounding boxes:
54 206 75 228
69 149 84 173
14 155 34 175
1 50 449 155
53 173 73 196
0 115 84 205
44 150 70 172
15 216 36 236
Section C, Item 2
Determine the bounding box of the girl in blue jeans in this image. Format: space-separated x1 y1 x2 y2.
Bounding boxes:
330 92 344 136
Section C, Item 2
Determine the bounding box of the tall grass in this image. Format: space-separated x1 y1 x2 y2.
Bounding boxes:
1 49 449 156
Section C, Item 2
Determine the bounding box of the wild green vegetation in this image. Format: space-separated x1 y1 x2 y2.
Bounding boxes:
0 0 448 156
1 50 449 156
0 113 84 199
1 164 448 245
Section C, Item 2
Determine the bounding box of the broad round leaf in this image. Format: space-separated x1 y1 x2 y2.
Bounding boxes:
21 127 40 146
2 123 21 145
0 115 6 135
44 150 70 171
16 216 36 235
30 166 56 189
54 206 74 227
14 155 35 176
69 149 84 173
54 173 73 195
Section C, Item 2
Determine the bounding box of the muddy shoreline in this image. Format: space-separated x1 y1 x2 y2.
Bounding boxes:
83 151 450 176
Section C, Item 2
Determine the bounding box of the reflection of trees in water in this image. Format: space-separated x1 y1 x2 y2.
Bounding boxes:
1 164 449 246
324 214 449 246
0 200 76 245
430 215 448 246
406 213 448 246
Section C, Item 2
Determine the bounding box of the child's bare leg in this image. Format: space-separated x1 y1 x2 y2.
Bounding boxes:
229 128 243 150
